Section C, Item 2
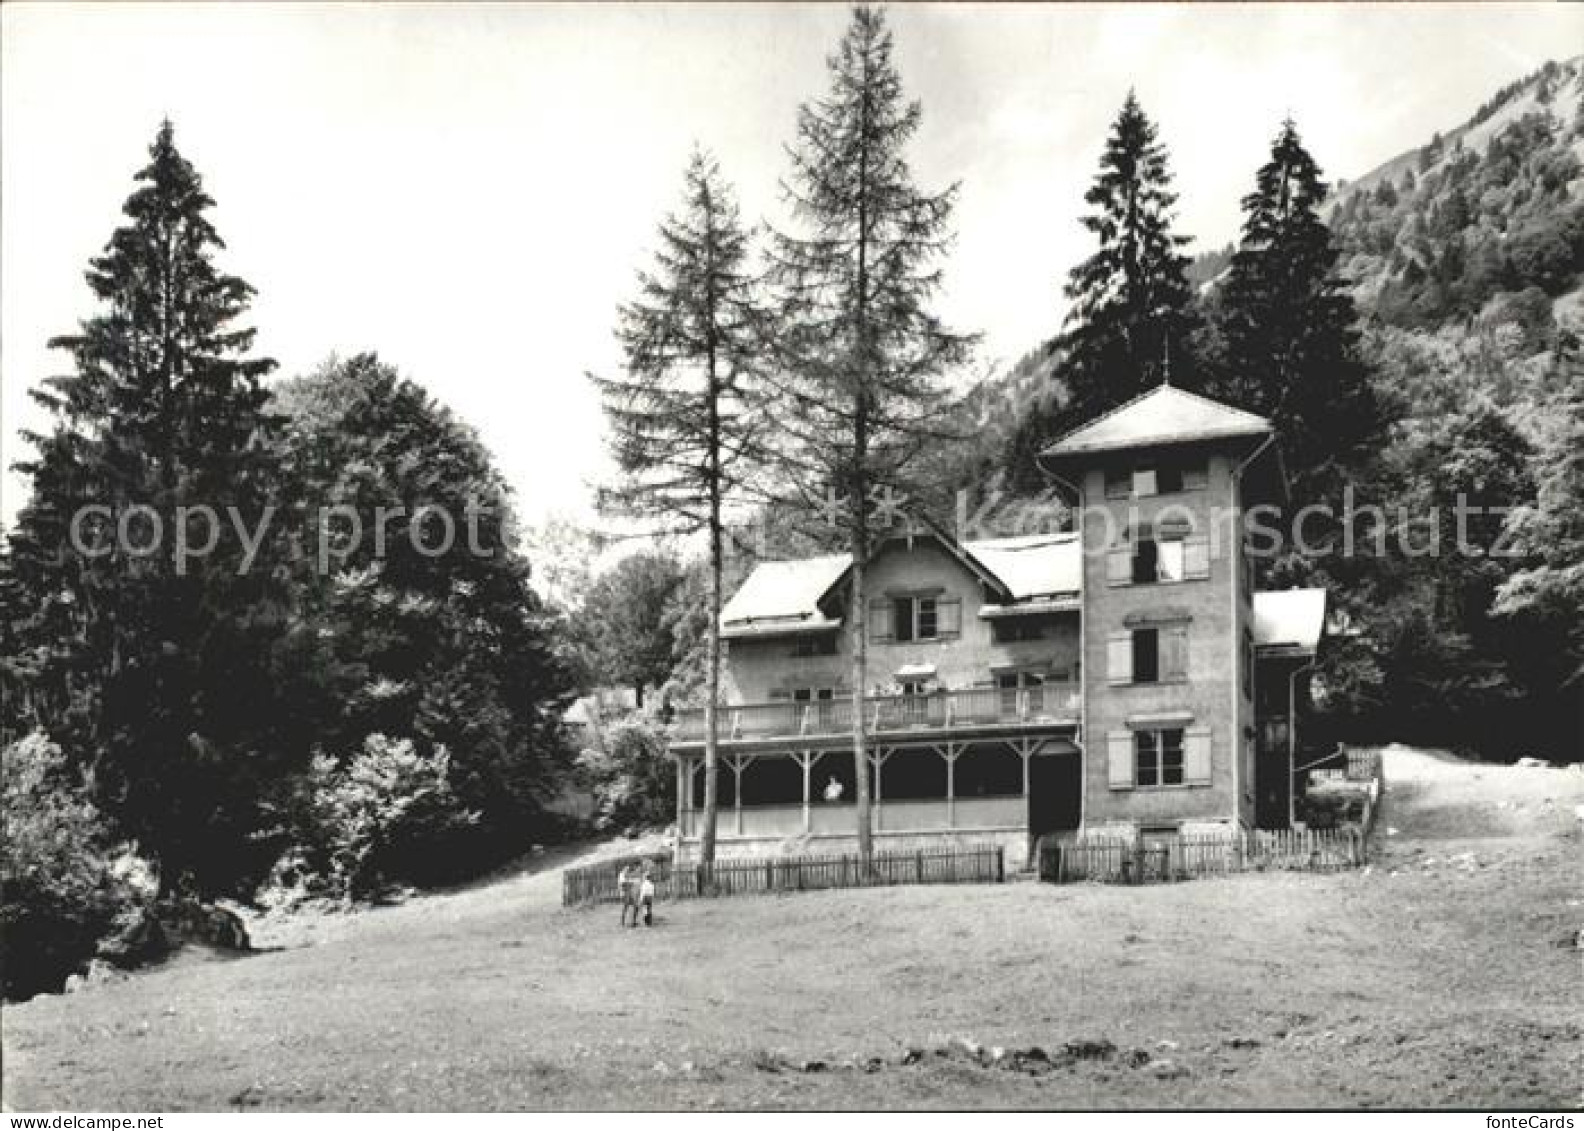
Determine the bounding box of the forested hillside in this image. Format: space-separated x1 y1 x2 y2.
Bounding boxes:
1329 58 1583 428
956 58 1583 763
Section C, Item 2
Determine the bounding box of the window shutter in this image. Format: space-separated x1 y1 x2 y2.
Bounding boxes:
1182 463 1209 491
869 599 893 643
937 596 962 638
1184 726 1212 785
1184 535 1211 579
1106 546 1132 587
1107 631 1133 685
1163 625 1189 681
1107 731 1134 790
1105 472 1130 500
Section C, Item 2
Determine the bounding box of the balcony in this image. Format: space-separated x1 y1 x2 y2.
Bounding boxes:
671 685 1080 747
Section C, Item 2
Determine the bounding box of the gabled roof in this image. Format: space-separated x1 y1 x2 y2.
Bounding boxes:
884 517 1012 603
1041 384 1272 458
1252 588 1328 655
719 554 849 635
719 533 1080 635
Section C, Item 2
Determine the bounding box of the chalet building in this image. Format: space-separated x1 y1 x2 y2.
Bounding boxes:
670 386 1327 869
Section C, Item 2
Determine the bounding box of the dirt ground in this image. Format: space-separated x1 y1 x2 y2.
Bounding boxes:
3 744 1581 1111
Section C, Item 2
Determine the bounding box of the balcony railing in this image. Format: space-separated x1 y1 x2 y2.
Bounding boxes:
672 685 1080 743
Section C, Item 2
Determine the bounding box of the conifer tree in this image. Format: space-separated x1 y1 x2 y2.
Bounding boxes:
1061 93 1195 409
593 150 767 866
1203 119 1386 513
1006 93 1195 485
4 120 287 893
767 5 974 862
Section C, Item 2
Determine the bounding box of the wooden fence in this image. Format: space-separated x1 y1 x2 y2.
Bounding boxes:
562 843 1005 908
1038 827 1366 885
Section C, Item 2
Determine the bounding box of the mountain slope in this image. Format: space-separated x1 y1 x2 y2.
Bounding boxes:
1328 56 1584 332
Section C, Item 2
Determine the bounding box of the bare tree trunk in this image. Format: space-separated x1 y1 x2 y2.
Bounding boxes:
700 475 723 867
850 493 872 864
699 284 724 867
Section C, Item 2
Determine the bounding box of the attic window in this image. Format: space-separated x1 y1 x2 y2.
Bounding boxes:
1106 458 1207 499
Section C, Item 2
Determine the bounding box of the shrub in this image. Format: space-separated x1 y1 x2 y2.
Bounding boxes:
295 734 481 902
1 733 146 999
574 717 675 831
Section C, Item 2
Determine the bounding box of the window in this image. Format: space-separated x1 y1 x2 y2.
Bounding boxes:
1111 533 1208 587
792 687 836 727
793 634 837 657
1158 538 1185 581
1108 624 1186 685
1131 535 1187 584
872 594 959 642
893 595 939 642
1132 628 1160 684
996 670 1046 714
1135 728 1186 787
1109 725 1210 790
1131 538 1159 584
1106 459 1206 499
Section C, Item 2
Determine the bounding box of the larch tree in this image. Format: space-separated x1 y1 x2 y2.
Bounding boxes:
593 149 768 866
767 5 974 862
4 120 289 893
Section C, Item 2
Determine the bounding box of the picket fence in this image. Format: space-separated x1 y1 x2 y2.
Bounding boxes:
1037 826 1366 885
561 843 1005 908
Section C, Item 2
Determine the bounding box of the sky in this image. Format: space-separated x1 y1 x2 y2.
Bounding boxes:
3 2 1580 532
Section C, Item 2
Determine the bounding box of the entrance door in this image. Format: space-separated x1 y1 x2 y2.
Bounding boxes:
1027 742 1081 859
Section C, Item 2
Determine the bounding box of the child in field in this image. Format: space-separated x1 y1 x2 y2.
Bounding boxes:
639 865 656 927
617 863 641 928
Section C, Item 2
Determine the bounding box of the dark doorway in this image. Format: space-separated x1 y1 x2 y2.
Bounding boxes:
1027 742 1081 846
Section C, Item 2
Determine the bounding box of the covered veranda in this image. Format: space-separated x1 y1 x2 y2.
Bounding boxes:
674 729 1081 841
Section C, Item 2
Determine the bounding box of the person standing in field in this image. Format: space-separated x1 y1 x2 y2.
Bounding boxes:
617 863 641 928
639 864 656 927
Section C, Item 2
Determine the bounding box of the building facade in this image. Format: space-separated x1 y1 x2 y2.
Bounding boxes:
669 386 1326 869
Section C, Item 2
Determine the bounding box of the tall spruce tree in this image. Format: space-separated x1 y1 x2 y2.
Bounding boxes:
593 150 767 866
768 5 974 862
1202 119 1385 514
1004 93 1194 488
1061 93 1195 408
4 121 288 893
